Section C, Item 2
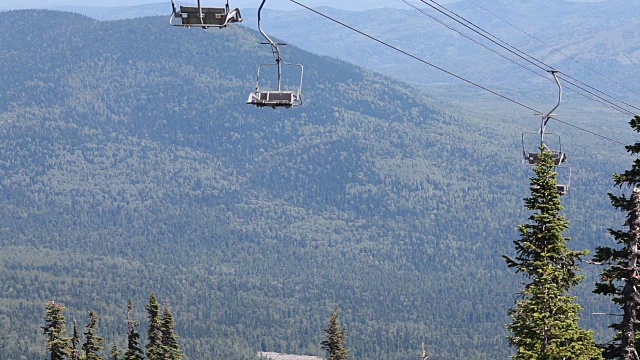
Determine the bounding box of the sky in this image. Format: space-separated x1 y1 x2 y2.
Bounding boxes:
0 0 607 12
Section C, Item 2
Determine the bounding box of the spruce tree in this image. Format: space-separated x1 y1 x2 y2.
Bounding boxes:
83 310 105 360
123 299 144 360
321 307 349 360
159 304 183 360
110 343 122 360
146 292 162 360
504 148 602 359
42 301 71 360
593 115 640 360
70 318 81 360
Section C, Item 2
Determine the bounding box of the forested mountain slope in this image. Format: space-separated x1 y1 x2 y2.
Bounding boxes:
0 10 630 359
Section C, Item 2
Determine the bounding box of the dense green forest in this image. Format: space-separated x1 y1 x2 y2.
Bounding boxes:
0 9 633 359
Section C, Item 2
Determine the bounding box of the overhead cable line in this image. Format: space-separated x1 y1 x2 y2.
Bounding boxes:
287 0 630 147
557 75 637 116
550 117 628 146
411 0 639 116
402 0 547 81
558 72 640 113
404 0 638 117
287 0 537 113
466 0 640 99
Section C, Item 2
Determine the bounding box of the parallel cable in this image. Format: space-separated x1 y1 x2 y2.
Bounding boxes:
558 75 637 116
287 0 630 147
559 72 640 113
402 0 547 81
288 0 537 112
412 0 639 116
404 0 638 117
550 117 629 146
466 0 640 98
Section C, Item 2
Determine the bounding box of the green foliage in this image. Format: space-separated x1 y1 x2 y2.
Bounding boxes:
71 319 81 360
83 310 105 360
146 292 162 360
321 307 349 360
593 115 640 359
124 300 144 360
110 343 122 360
505 149 602 360
42 301 71 360
0 9 628 360
160 305 183 360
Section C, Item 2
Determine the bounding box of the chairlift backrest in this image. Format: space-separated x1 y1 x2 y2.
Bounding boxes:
247 62 303 108
521 132 566 166
247 0 304 108
170 0 242 28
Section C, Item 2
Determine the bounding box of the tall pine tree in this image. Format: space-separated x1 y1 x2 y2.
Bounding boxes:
110 343 122 360
123 299 144 360
160 304 183 360
593 115 640 360
321 307 349 360
504 148 602 359
70 318 81 360
42 301 71 360
146 292 162 360
83 310 105 360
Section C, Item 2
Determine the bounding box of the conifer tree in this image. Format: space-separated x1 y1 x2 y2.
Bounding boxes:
83 310 105 360
123 299 144 360
146 292 162 360
504 148 602 359
110 343 122 360
70 318 81 360
593 115 640 360
159 304 183 360
321 307 349 360
42 301 71 360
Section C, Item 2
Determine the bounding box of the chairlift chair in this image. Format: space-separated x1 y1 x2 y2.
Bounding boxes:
170 0 242 28
555 165 571 196
521 132 566 166
247 0 304 108
247 61 303 108
520 70 570 195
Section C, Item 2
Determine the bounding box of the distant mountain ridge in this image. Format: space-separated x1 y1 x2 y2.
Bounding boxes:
13 0 639 104
0 8 630 360
238 0 640 103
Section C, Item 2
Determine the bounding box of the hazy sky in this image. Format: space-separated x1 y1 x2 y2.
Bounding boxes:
1 0 607 12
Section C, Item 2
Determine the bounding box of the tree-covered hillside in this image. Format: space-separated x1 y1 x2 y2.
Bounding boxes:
0 10 630 359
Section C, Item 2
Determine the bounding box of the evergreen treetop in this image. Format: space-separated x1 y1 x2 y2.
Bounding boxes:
83 310 105 360
110 343 122 360
505 148 602 360
70 318 81 360
42 301 71 360
146 292 162 360
160 304 183 360
123 299 144 360
321 306 349 360
593 115 640 359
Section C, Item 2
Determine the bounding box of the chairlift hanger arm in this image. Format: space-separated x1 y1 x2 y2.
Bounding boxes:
542 70 562 129
258 0 282 62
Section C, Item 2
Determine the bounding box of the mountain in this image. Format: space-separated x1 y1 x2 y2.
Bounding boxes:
27 0 640 104
0 9 632 360
238 0 640 102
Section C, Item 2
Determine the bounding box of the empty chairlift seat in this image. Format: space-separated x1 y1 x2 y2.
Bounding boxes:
523 150 566 166
170 1 242 28
247 90 300 108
